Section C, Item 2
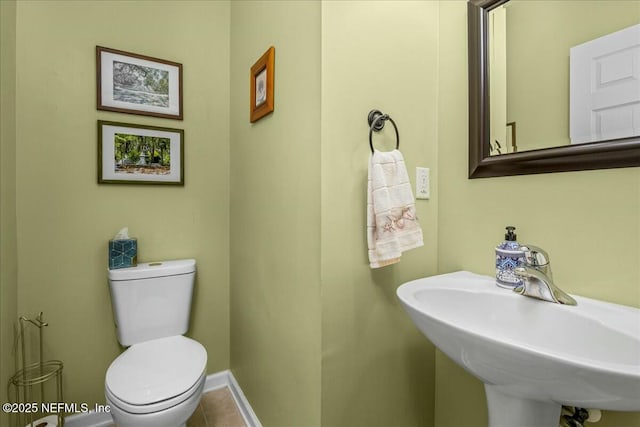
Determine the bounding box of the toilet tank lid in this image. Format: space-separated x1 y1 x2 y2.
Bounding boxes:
108 259 196 281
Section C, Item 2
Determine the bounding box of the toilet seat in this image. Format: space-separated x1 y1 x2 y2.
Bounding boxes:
105 335 207 414
106 371 205 415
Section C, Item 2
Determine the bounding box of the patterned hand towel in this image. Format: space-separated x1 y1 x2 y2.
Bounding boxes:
367 149 424 268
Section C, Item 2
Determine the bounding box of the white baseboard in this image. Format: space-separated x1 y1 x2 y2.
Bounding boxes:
64 370 261 427
65 410 113 427
204 370 262 427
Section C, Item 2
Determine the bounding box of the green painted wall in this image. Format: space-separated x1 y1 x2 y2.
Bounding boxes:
229 1 322 426
0 1 18 425
14 0 230 408
320 1 438 425
436 2 640 427
506 1 640 151
230 2 439 425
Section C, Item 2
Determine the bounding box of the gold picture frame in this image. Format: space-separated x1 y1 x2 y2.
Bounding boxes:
250 46 275 123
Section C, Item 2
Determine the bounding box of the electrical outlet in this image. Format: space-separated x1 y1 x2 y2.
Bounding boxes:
416 167 430 200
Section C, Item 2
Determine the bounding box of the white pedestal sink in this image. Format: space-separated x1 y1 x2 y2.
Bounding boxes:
397 271 640 427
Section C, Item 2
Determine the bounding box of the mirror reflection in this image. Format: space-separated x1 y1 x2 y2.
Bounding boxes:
487 0 640 156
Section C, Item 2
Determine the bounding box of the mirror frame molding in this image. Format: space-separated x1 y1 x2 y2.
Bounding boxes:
468 0 640 178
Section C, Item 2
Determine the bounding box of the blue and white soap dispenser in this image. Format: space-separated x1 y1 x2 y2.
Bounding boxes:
495 226 524 289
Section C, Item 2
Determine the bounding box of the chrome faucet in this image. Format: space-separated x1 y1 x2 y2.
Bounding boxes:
513 245 577 306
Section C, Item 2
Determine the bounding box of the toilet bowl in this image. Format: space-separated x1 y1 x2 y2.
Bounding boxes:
105 260 207 427
105 335 207 427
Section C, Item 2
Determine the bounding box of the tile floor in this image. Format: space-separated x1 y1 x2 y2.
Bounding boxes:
109 387 246 427
187 387 246 427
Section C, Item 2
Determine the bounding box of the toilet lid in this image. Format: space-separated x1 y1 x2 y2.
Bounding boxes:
106 335 207 406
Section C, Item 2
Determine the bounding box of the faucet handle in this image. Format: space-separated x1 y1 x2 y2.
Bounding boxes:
519 245 549 267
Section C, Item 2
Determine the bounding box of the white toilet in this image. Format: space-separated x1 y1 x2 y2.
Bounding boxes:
105 259 207 427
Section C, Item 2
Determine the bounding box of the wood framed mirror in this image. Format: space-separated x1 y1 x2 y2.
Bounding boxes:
468 0 640 178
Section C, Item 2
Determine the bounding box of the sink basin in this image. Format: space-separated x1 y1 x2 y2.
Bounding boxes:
397 271 640 427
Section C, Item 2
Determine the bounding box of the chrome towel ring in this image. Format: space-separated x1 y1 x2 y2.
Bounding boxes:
368 109 400 153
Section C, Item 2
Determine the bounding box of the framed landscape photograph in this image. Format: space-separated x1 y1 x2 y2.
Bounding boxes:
97 46 183 120
250 46 275 123
98 120 184 185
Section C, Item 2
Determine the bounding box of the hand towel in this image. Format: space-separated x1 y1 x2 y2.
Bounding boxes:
367 149 424 268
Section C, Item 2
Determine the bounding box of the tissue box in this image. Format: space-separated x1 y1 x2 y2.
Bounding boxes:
109 238 138 269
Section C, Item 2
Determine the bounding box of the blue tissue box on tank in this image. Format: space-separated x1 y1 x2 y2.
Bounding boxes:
109 239 137 269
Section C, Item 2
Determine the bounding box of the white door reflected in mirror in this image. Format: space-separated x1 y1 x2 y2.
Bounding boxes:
570 24 640 145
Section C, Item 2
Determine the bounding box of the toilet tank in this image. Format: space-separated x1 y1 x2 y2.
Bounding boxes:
108 259 196 346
